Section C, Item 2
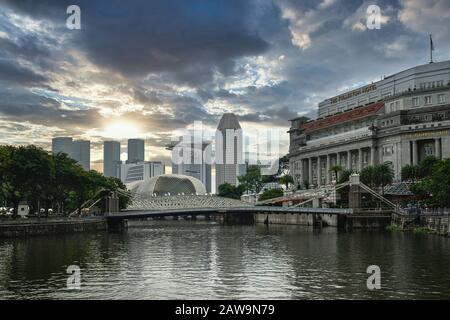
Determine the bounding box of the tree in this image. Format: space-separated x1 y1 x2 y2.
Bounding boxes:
217 183 243 200
329 165 343 182
373 162 394 195
238 165 264 194
401 164 419 182
418 156 439 178
259 188 284 201
338 169 354 184
0 144 131 216
278 174 294 190
360 166 375 188
427 159 450 207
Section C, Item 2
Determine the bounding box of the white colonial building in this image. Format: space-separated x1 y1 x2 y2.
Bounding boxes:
288 60 450 188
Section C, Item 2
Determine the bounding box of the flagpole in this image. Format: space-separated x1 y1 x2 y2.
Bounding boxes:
430 34 434 63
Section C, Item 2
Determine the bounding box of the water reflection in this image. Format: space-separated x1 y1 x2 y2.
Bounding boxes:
1 221 450 299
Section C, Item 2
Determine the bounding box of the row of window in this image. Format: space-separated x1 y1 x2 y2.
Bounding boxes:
419 80 445 90
414 94 447 106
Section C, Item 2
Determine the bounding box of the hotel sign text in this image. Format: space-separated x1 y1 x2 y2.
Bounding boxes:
330 84 377 104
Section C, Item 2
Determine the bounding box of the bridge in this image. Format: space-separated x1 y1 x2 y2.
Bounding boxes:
107 206 352 220
98 176 395 230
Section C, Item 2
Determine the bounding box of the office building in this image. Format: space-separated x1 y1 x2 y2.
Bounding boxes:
167 138 212 193
104 141 121 178
118 161 165 184
52 137 73 158
215 113 246 193
127 139 145 163
72 140 90 171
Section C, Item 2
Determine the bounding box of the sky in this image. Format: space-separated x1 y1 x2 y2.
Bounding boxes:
1 0 450 172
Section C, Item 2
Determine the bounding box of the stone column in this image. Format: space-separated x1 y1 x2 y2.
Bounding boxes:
435 138 441 159
308 158 313 188
347 150 351 170
326 154 331 185
412 140 418 165
358 149 363 172
335 153 341 181
317 156 322 188
370 147 376 166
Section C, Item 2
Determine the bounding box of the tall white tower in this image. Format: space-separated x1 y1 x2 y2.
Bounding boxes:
215 113 246 193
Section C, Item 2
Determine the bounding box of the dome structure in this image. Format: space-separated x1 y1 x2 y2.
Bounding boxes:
128 174 207 197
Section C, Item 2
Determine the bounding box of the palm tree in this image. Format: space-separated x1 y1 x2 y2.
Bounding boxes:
279 174 294 190
360 166 375 188
329 165 343 182
374 162 394 195
338 169 354 184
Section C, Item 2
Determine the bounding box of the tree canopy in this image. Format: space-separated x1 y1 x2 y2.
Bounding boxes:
0 144 129 216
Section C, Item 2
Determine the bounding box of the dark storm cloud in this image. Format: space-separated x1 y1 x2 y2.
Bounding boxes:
0 87 100 132
0 59 47 85
2 0 270 86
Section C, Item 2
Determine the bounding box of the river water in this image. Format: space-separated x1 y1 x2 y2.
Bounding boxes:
1 220 450 299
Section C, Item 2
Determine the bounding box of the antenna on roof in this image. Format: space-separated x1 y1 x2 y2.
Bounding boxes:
429 34 435 64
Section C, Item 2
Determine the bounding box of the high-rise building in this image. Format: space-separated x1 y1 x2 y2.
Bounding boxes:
103 141 121 178
52 137 90 170
215 113 246 193
52 137 73 158
127 139 145 163
72 140 91 171
167 138 212 193
118 161 165 184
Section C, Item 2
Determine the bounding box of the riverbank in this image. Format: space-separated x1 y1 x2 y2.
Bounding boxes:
390 214 450 236
0 217 107 238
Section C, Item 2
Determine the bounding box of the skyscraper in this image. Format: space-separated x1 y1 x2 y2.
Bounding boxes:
52 137 73 158
72 140 90 171
103 141 121 177
52 137 90 170
215 113 246 193
127 139 145 164
167 138 212 193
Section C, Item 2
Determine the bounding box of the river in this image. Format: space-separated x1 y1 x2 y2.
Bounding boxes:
1 220 450 299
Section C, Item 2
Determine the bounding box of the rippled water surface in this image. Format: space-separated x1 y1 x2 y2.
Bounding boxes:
1 221 450 299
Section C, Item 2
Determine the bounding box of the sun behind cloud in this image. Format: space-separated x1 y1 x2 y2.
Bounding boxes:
102 122 142 140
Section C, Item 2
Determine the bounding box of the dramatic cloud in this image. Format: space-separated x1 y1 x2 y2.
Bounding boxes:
0 0 449 170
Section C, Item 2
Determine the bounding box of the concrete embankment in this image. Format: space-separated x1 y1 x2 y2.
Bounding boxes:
394 214 450 236
420 216 450 236
255 212 391 229
0 217 107 238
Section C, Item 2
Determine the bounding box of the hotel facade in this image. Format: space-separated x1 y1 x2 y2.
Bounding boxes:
288 60 450 188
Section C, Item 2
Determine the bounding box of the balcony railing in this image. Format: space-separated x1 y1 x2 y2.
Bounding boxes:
300 127 373 150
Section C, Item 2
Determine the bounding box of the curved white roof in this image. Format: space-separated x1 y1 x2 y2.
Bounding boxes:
128 174 207 197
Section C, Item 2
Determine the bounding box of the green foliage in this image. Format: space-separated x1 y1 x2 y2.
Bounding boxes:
360 166 375 187
418 156 439 178
0 144 130 215
338 169 354 184
278 174 294 189
259 188 284 201
401 164 419 182
413 227 434 234
410 159 450 207
358 163 394 194
386 224 402 231
329 165 343 181
238 165 264 194
427 159 450 207
217 182 244 200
